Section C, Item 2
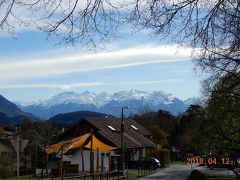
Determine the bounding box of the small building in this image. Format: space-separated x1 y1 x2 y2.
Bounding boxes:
0 138 15 177
46 117 155 175
0 132 30 178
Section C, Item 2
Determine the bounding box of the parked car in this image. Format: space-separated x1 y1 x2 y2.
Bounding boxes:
127 157 161 169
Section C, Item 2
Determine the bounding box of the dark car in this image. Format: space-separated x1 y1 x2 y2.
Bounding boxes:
127 157 161 169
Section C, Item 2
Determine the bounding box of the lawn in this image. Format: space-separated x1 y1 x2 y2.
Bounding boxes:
0 178 37 180
170 161 185 165
127 170 138 176
1 178 118 180
206 176 234 180
1 175 125 180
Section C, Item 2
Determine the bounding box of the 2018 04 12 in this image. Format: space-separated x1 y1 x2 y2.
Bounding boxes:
185 157 230 165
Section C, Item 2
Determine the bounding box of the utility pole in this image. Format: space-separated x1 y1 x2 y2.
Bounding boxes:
16 135 20 180
10 132 28 180
121 106 128 171
90 128 93 174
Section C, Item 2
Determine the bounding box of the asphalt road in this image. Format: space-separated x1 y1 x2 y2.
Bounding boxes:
139 164 192 180
193 165 235 178
139 164 235 180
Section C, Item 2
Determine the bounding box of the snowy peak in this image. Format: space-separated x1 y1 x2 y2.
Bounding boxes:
18 90 200 119
47 91 97 106
184 97 201 106
95 92 112 107
24 90 177 107
112 90 148 101
51 91 80 101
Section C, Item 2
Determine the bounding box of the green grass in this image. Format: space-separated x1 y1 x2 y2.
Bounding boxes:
0 178 37 180
127 170 138 176
206 176 234 180
1 177 124 180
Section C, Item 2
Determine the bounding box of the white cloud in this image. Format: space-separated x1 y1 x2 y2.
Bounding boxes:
121 79 184 85
0 79 183 89
0 45 192 83
0 82 103 89
168 69 192 74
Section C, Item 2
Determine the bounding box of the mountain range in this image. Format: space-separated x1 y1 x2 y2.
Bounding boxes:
0 95 37 126
0 94 114 125
0 95 34 118
18 90 200 119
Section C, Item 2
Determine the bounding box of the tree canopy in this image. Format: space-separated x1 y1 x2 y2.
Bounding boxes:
205 72 240 153
175 72 240 155
1 0 239 55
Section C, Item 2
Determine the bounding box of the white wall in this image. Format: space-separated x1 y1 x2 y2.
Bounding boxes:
63 150 115 172
142 148 146 157
132 150 139 161
131 148 146 161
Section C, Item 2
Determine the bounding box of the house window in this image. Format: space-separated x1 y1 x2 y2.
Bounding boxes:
107 125 116 131
130 125 138 130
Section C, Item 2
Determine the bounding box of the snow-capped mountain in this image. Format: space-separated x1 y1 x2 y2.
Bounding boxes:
184 97 201 106
18 90 197 119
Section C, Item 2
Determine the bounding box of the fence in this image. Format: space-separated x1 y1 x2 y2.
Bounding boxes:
136 166 157 178
125 163 159 180
39 166 157 180
41 170 125 180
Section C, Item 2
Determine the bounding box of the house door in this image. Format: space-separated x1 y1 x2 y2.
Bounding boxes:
111 155 120 171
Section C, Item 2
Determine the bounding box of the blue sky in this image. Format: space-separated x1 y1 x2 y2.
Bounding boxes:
0 26 202 103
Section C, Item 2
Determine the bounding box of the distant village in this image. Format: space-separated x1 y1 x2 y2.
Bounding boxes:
0 94 188 178
1 92 237 179
0 114 178 178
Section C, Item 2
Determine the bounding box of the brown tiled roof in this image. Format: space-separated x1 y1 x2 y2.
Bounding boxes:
84 117 155 149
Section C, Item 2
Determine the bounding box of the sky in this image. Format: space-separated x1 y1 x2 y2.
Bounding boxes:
0 15 203 103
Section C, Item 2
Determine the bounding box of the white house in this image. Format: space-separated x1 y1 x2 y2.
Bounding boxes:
45 117 155 176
